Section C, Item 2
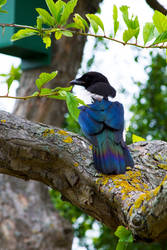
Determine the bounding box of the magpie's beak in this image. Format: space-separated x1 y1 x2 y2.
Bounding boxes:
70 79 85 86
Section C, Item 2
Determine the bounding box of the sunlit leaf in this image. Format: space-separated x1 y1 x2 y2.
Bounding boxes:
132 134 146 143
43 35 51 48
123 28 139 42
113 5 119 37
66 92 80 122
53 0 66 23
152 30 167 45
153 10 167 33
61 0 78 25
55 30 63 40
86 14 104 32
62 30 73 37
45 0 57 18
0 0 7 7
36 8 54 26
86 14 98 34
143 22 155 45
115 226 133 244
120 6 130 27
73 14 88 32
37 16 43 30
35 71 58 90
40 88 53 95
120 5 139 39
11 29 38 41
0 0 7 12
53 86 72 92
32 91 39 96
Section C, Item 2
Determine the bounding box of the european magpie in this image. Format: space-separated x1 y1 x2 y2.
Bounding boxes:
70 71 134 174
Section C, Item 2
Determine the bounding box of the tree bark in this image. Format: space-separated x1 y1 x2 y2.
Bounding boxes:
0 175 73 250
145 0 167 15
1 110 167 242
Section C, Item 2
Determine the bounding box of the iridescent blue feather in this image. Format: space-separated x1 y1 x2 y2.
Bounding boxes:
78 99 134 174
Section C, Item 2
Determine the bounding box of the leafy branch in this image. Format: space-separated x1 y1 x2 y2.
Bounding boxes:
1 0 167 50
0 68 85 122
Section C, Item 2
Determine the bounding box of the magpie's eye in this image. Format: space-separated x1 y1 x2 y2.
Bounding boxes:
84 76 89 81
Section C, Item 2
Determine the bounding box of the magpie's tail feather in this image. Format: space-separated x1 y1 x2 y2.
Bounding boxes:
93 129 133 175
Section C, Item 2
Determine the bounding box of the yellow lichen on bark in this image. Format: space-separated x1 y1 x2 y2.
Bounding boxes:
129 174 167 216
43 128 55 136
63 136 73 143
57 130 69 136
96 170 149 200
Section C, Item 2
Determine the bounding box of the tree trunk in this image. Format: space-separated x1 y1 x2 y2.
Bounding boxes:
0 175 73 250
0 110 167 242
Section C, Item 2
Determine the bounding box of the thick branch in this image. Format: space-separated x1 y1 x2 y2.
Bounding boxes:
0 110 167 241
146 0 167 15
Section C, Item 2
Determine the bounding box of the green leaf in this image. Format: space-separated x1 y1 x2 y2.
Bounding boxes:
40 88 53 95
66 22 82 29
53 0 66 23
113 4 118 21
0 0 7 11
86 14 104 32
86 14 98 34
36 8 54 26
48 90 67 100
43 35 51 48
57 5 65 24
120 5 139 39
152 31 167 45
61 30 73 37
48 94 66 100
6 76 14 92
153 10 167 33
123 28 139 42
0 0 7 7
116 241 128 250
52 86 72 92
0 73 7 77
66 92 80 122
0 65 21 93
55 30 62 40
120 6 130 27
32 91 39 96
37 16 43 30
115 226 133 243
73 14 88 32
45 0 57 18
143 22 155 45
113 5 119 37
61 0 78 25
132 134 146 143
9 65 21 80
35 71 58 90
11 29 38 41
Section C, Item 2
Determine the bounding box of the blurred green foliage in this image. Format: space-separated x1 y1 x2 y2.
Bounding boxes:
127 53 167 144
0 65 22 94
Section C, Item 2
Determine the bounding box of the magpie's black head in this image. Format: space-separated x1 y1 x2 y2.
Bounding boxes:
70 71 116 98
70 72 109 88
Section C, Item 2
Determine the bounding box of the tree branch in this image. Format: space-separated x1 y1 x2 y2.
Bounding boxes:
0 110 167 241
146 0 167 15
